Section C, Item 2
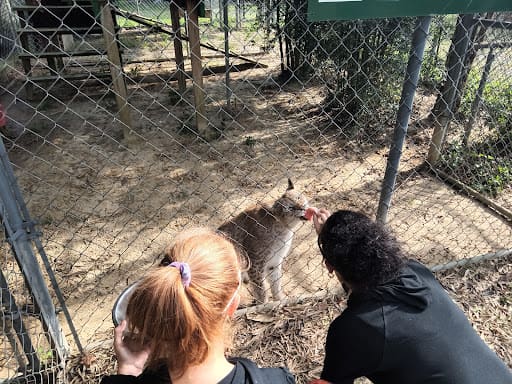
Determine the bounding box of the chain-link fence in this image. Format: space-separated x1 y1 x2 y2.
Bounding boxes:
0 1 511 381
0 0 17 58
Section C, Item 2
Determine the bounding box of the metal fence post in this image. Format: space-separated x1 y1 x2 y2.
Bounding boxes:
0 140 70 365
377 16 432 224
0 268 41 372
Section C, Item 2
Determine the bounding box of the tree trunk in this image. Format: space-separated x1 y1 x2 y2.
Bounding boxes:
431 14 476 119
276 0 286 73
451 12 494 115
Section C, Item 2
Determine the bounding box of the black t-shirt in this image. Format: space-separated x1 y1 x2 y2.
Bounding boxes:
100 357 295 384
321 260 512 384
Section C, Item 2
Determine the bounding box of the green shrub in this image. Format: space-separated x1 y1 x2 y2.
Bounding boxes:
440 141 512 197
460 65 512 131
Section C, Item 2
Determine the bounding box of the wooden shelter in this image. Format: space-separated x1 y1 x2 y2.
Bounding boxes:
13 0 133 135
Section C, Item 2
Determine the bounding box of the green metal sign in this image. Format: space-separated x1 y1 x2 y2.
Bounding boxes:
308 0 512 22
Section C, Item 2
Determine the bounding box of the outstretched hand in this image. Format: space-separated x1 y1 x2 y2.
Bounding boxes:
311 208 331 235
114 320 150 376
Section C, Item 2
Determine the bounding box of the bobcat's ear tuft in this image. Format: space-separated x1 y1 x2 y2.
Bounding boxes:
287 178 294 191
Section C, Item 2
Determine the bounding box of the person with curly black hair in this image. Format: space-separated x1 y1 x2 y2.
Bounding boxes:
307 209 512 384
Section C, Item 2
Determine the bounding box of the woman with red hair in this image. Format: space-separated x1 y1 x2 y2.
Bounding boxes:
102 227 295 384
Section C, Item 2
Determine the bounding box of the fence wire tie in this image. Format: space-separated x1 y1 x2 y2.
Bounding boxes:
1 309 21 321
8 221 40 242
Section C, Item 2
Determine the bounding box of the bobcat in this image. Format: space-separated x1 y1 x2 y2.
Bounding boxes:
218 179 310 303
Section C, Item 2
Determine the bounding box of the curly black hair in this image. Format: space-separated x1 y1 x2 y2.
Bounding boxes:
318 210 405 290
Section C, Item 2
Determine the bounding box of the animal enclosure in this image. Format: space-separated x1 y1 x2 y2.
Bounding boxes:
0 1 511 382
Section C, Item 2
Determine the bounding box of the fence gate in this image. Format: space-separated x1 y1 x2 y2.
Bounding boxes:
0 136 81 381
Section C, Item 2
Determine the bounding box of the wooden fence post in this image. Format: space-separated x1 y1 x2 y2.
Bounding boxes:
100 0 134 142
170 1 187 94
186 0 210 137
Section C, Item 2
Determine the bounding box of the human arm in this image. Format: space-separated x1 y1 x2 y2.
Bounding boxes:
309 208 331 235
320 312 384 384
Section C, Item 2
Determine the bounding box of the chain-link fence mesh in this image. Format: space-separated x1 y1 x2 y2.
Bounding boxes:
0 1 511 381
0 0 17 58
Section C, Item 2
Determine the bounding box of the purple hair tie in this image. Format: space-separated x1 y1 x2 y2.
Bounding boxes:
169 262 192 288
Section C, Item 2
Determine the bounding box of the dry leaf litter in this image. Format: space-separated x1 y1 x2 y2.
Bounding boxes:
66 255 511 384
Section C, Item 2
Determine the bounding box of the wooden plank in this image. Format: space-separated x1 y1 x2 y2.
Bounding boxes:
169 1 187 94
28 72 111 82
433 168 512 222
18 22 34 99
132 62 260 84
12 5 95 10
18 50 108 58
100 0 134 142
17 27 105 34
186 0 208 136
